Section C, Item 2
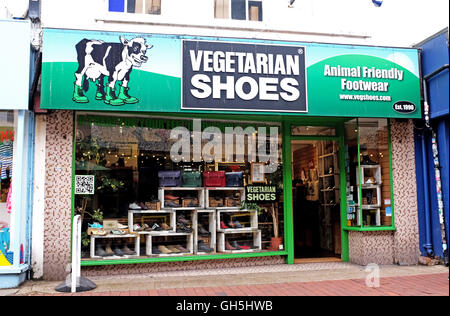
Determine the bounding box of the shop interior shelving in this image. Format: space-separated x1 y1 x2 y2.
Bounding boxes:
216 208 258 232
158 187 205 209
356 165 382 226
217 229 262 253
205 187 245 210
128 209 176 233
144 232 194 256
318 141 340 209
192 209 216 254
90 233 140 259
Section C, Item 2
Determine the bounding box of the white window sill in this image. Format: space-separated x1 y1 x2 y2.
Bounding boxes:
95 12 370 40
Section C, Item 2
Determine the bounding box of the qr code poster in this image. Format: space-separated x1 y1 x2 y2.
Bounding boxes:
75 175 95 195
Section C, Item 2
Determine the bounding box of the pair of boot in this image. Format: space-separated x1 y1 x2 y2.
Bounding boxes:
72 83 138 105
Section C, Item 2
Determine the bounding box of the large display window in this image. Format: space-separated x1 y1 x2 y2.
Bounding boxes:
0 110 32 269
344 118 394 229
74 113 284 262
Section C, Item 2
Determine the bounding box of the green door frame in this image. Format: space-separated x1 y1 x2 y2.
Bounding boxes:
282 121 349 264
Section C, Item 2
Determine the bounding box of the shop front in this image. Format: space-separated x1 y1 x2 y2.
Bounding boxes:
0 20 35 288
39 28 422 279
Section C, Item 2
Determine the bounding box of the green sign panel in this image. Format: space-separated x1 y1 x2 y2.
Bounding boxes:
41 29 422 118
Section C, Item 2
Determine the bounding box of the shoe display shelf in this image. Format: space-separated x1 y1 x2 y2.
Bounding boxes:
216 209 258 232
128 209 176 234
90 234 140 259
158 187 205 210
356 165 382 226
205 187 245 210
318 141 340 210
192 209 216 254
144 233 194 256
217 230 262 253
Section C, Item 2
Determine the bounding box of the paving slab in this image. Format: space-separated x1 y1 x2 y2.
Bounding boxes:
2 262 448 296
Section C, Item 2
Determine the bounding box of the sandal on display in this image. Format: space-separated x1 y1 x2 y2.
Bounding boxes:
88 222 103 229
91 229 108 236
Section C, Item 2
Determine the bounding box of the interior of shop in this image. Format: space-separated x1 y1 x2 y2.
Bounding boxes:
291 139 342 260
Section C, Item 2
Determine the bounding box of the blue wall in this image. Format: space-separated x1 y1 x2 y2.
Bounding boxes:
415 29 449 259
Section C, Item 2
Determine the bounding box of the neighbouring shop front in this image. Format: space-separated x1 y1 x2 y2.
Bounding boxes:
39 28 422 279
0 20 35 289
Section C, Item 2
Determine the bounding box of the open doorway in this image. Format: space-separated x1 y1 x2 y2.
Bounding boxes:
291 140 342 261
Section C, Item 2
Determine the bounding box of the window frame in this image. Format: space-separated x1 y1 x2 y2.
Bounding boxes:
108 0 162 15
215 0 263 21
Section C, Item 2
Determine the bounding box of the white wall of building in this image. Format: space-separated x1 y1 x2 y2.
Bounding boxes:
39 0 449 47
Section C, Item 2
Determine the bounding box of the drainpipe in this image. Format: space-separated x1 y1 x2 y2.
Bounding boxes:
422 63 450 266
419 128 433 256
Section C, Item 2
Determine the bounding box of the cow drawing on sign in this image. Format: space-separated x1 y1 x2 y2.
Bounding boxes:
73 36 153 106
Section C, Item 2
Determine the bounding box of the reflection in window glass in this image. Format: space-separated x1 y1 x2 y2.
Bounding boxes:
74 114 284 261
291 126 336 136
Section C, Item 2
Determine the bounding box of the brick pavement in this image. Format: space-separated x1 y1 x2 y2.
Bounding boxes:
35 272 449 296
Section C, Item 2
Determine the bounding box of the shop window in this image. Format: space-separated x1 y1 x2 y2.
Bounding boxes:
0 111 15 266
344 118 393 228
109 0 161 15
74 114 284 262
215 0 263 21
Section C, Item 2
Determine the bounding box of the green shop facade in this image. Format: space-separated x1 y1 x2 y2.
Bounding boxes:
40 28 422 279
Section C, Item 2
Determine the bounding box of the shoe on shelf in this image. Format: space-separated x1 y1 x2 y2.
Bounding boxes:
91 229 108 236
113 246 124 256
177 215 191 225
88 222 103 229
165 194 179 200
138 202 148 210
95 244 108 257
175 245 188 253
152 223 163 231
143 224 153 231
198 226 210 236
225 241 236 250
232 221 243 228
161 223 173 230
198 240 213 253
129 202 142 210
111 229 127 235
166 245 181 253
152 246 161 254
122 244 136 256
230 241 242 250
157 245 172 254
165 201 180 208
239 244 251 250
176 223 192 233
104 244 115 256
117 223 128 229
220 221 229 229
133 224 143 232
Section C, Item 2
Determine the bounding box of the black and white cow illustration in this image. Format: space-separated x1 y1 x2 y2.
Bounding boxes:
73 36 153 105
